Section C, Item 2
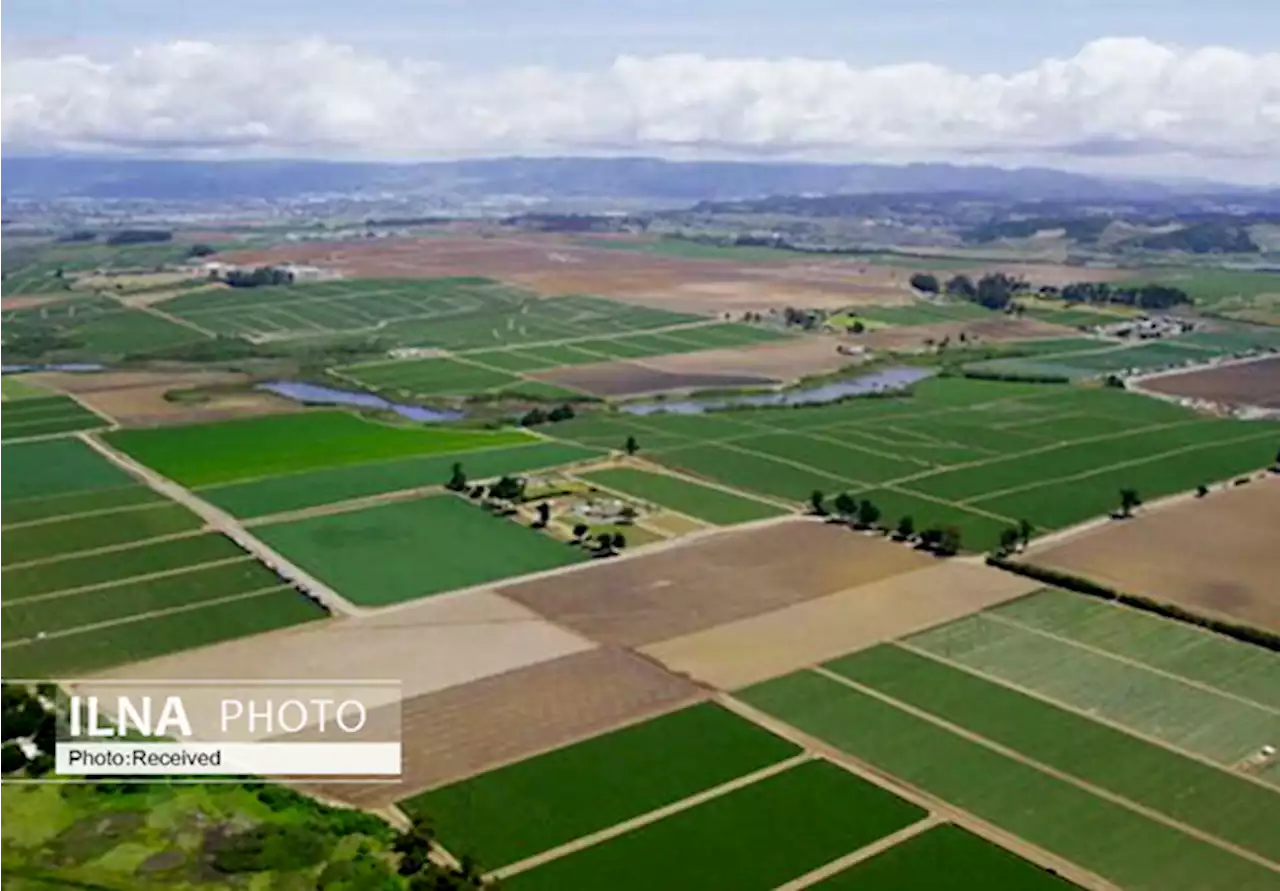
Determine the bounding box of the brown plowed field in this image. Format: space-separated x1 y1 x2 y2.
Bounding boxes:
855 316 1077 351
531 363 778 397
1141 356 1280 409
498 519 931 647
26 369 298 426
1029 476 1280 631
642 561 1040 690
307 647 702 807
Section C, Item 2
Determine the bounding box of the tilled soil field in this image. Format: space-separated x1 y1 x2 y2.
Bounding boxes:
855 316 1078 351
1140 356 1280 409
498 518 931 647
642 561 1040 690
530 363 778 397
1028 476 1280 631
307 647 703 808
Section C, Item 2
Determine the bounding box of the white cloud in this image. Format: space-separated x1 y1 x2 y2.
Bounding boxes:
3 37 1279 179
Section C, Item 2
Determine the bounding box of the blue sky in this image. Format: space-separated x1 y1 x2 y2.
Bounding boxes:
6 0 1273 70
3 1 1277 180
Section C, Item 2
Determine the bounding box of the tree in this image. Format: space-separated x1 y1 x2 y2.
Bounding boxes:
999 527 1020 554
1018 518 1033 548
624 436 640 456
520 407 548 427
938 526 962 556
945 274 977 299
547 404 576 423
1118 488 1141 518
393 818 436 877
896 515 915 540
490 475 525 502
612 532 627 552
445 463 467 492
809 490 827 516
850 320 865 334
1196 484 1209 498
1 742 28 775
572 523 589 543
833 492 858 521
909 273 940 294
919 526 944 550
856 499 881 529
535 503 551 528
187 243 217 258
468 485 485 500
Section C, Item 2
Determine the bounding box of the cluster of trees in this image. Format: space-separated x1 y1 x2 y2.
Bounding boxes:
519 404 576 427
188 243 218 258
1136 221 1258 254
782 306 823 330
2 684 56 777
809 490 962 555
911 268 1192 312
572 524 628 556
223 266 295 288
1046 281 1191 310
105 228 173 245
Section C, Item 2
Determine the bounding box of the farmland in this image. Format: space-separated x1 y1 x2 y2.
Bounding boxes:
546 377 1278 551
578 466 786 524
2 292 210 359
1140 355 1280 409
252 494 587 606
104 410 538 486
0 395 108 441
1 437 135 501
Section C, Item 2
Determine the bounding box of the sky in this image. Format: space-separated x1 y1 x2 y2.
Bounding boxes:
3 0 1279 182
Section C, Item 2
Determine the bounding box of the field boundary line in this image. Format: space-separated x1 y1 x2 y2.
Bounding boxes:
811 667 1280 873
140 303 219 338
729 417 937 469
3 555 257 607
486 752 814 881
2 583 295 648
976 612 1280 717
580 458 798 515
964 428 1279 506
775 814 944 891
894 641 1280 793
1 498 183 530
713 694 1118 891
2 529 209 571
564 472 725 531
77 432 363 617
242 484 447 527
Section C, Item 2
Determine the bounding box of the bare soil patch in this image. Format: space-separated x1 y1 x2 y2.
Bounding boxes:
1 294 73 310
307 647 702 808
91 590 594 698
531 363 777 397
221 234 918 313
499 518 931 648
632 336 859 381
856 316 1077 351
1029 476 1280 631
1140 356 1280 409
25 369 298 426
643 560 1039 690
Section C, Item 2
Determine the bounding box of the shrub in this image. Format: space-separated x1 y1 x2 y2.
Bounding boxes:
211 823 330 873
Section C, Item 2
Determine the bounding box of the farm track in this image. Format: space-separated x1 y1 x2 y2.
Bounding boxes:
810 667 1280 873
77 432 364 617
2 529 209 571
3 555 255 606
1 498 176 530
775 815 944 891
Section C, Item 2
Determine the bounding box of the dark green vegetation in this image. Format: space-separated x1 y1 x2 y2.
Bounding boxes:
402 703 800 867
157 278 699 345
1 292 210 361
0 395 106 441
741 672 1279 891
3 486 163 525
2 503 204 565
579 467 785 524
1 438 135 500
504 760 926 891
548 378 1277 550
253 494 586 605
827 645 1280 861
202 441 600 519
105 410 537 487
812 824 1078 890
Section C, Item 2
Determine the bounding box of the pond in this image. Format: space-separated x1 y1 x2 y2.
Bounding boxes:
620 367 933 415
258 381 464 422
2 363 108 373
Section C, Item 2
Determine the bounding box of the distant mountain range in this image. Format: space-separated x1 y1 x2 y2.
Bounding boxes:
3 155 1262 204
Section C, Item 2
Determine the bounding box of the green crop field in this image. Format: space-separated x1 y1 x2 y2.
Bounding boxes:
1155 269 1280 324
402 703 800 868
906 615 1278 768
578 467 786 524
991 590 1280 709
253 494 586 605
1 376 50 400
104 410 537 487
849 301 997 326
3 559 281 641
812 824 1078 890
339 323 788 397
504 759 926 891
0 395 106 441
1025 307 1129 328
740 672 1278 891
69 309 210 355
202 442 600 519
551 378 1278 550
1 438 135 501
156 279 701 346
827 645 1280 859
2 534 245 602
4 587 327 678
2 486 164 526
2 503 204 566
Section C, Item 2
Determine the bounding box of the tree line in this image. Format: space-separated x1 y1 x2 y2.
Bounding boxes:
909 271 1191 311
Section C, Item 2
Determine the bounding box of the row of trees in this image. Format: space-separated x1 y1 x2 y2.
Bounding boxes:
911 269 1192 312
222 266 295 288
520 404 576 427
808 490 962 556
